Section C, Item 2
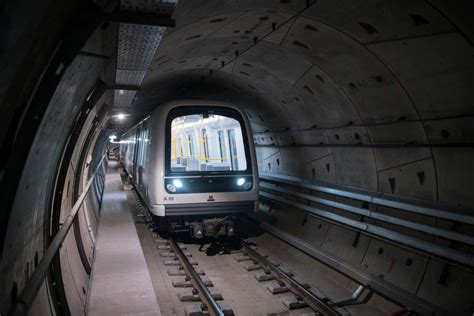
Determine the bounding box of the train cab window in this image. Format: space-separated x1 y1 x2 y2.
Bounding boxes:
169 111 248 173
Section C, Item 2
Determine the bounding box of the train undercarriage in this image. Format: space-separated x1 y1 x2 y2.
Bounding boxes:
152 213 238 239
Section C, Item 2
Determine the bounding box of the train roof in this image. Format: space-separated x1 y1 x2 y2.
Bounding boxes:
120 100 246 138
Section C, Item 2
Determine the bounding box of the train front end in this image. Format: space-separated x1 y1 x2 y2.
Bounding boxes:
150 101 259 238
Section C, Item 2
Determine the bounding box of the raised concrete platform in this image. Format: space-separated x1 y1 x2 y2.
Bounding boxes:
87 161 161 315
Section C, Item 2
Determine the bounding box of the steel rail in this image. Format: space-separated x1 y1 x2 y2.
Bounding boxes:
259 222 452 316
9 155 106 316
241 240 340 316
168 238 224 316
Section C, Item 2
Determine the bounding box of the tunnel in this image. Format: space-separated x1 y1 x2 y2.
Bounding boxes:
1 0 473 315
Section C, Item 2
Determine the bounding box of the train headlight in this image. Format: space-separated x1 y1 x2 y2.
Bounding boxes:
236 178 246 186
166 184 176 192
173 179 183 188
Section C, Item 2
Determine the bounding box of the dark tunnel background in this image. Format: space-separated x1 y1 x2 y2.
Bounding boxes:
0 0 473 315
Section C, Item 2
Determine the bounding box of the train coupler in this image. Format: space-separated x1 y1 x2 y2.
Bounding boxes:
190 217 235 239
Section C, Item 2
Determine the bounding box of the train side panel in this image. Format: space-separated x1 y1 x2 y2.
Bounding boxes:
145 106 166 215
120 126 137 178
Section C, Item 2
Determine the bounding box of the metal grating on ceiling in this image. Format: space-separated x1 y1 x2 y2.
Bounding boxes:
117 23 166 70
113 1 175 109
114 90 137 108
116 69 146 85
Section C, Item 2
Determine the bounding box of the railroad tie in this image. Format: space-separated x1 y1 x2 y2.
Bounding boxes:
157 243 187 250
167 267 205 276
178 290 223 302
267 280 290 294
164 258 197 266
160 251 191 257
172 277 213 288
281 293 309 310
154 238 168 245
243 262 262 271
234 254 252 262
185 303 234 316
254 270 275 282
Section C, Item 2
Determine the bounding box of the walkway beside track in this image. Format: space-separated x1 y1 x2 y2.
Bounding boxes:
87 161 161 315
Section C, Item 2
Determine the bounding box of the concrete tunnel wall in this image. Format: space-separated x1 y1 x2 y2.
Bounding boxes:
0 0 116 313
0 0 473 314
0 46 111 316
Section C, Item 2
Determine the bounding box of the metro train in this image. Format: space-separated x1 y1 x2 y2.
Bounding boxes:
119 100 259 238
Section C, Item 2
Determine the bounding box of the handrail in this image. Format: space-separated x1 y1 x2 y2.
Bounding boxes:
260 191 474 267
259 173 474 267
260 182 474 246
9 154 107 316
260 172 474 224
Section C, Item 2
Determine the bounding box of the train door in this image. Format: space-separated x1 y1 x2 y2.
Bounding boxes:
132 126 140 181
228 129 239 170
136 122 149 191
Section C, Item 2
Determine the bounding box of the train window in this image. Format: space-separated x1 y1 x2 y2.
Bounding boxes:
170 113 248 172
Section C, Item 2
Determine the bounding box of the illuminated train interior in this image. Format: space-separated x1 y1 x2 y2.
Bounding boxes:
170 114 246 173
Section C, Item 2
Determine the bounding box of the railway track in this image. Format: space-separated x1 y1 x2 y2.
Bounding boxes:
168 237 230 316
239 240 341 316
128 185 344 315
125 182 397 316
151 233 344 315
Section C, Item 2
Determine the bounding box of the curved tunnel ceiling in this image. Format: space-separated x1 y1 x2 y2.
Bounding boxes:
129 0 474 207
